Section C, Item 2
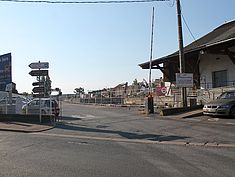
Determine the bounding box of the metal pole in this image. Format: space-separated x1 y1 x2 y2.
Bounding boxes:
149 7 155 94
101 90 102 104
60 95 62 121
176 0 187 107
39 61 42 123
5 93 8 114
50 94 52 122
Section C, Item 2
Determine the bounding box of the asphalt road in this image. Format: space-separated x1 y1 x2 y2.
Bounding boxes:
0 102 234 177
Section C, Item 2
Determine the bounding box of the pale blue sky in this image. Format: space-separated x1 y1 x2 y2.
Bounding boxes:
0 0 234 93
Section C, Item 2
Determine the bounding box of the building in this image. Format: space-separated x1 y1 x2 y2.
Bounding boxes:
139 20 235 90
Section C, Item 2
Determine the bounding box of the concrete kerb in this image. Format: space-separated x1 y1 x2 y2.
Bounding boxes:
0 124 55 133
159 105 203 117
0 114 56 133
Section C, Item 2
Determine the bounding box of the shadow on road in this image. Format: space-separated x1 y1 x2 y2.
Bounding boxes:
55 122 189 142
60 116 82 121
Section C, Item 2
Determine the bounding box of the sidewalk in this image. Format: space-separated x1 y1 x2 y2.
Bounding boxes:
172 109 203 119
0 121 54 133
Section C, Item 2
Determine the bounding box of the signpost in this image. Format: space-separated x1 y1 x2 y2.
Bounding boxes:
29 61 49 123
32 86 45 93
29 70 48 77
29 62 49 69
33 94 45 98
32 81 44 86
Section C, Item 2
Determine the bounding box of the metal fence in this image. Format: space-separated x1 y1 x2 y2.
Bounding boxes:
64 85 235 108
0 92 62 119
0 91 28 114
200 81 235 90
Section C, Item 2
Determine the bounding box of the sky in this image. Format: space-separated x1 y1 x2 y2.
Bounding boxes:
0 0 234 94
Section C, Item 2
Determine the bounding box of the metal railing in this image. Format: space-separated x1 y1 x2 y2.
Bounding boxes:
200 80 235 90
65 85 235 108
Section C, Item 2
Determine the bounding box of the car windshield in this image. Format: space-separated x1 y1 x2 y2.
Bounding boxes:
218 92 235 99
45 100 57 107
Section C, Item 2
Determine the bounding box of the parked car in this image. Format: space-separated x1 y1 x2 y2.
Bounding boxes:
22 98 60 116
203 91 235 117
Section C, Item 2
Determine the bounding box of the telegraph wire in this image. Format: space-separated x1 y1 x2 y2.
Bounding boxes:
165 0 198 44
182 14 198 42
179 3 198 45
0 0 169 4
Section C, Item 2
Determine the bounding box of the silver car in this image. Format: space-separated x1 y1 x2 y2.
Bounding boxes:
203 91 235 117
23 98 60 116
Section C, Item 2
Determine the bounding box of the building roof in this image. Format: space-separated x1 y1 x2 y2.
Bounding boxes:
139 20 235 69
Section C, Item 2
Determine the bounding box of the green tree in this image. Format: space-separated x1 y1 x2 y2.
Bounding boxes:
44 76 52 97
74 87 85 98
132 79 138 86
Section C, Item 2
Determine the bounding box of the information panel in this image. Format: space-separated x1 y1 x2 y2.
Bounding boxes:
0 53 12 91
176 73 193 88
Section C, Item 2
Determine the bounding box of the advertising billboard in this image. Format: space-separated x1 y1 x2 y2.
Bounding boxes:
0 53 12 91
156 86 167 96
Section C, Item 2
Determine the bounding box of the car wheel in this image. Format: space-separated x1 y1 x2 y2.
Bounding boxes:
230 106 235 117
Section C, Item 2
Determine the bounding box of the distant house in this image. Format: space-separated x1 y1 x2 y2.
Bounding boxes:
139 20 235 90
110 83 128 97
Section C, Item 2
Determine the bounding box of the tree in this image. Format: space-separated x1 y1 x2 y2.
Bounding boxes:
132 79 138 86
74 87 85 98
44 76 52 97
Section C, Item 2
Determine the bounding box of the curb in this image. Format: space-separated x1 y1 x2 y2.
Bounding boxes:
0 124 55 133
182 112 204 118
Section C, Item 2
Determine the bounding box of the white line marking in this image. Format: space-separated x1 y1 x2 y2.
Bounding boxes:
226 122 235 125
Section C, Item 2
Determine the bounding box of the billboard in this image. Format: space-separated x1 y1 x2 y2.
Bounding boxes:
0 53 12 91
156 86 167 96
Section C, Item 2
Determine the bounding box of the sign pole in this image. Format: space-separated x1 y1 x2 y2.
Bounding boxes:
39 61 42 123
29 60 49 123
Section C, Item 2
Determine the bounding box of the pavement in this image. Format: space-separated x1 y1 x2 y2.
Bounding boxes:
0 121 54 133
166 109 203 119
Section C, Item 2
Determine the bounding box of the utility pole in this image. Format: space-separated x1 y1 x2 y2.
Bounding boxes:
176 0 187 107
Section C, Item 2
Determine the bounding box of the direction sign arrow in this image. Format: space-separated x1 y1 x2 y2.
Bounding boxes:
32 87 45 93
32 82 44 86
33 94 45 98
29 62 49 69
29 70 48 76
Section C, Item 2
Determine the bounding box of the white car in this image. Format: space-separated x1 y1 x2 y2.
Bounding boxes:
23 98 60 116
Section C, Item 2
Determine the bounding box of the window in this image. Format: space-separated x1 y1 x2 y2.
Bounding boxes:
219 91 235 99
212 70 227 88
29 100 39 106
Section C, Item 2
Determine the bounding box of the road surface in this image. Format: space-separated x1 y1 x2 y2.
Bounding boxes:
0 102 234 177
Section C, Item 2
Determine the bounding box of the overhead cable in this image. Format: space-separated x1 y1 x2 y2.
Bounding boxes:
0 0 169 4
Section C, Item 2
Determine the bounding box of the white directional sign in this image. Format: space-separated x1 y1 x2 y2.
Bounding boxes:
176 73 193 88
29 62 49 69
